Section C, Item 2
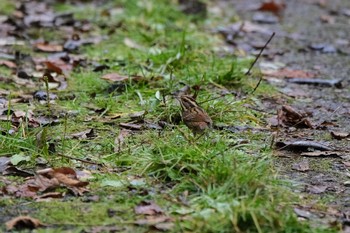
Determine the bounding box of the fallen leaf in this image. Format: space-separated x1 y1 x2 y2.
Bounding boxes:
135 216 174 231
35 192 63 201
301 151 344 157
34 42 63 52
5 216 45 230
44 61 63 74
135 201 163 215
257 1 286 16
320 15 335 24
262 68 316 79
307 185 328 194
0 157 11 173
119 122 143 130
275 140 333 152
330 131 349 140
0 157 33 177
10 153 30 165
114 129 131 153
294 208 312 219
0 59 17 69
277 105 314 128
129 111 146 120
101 73 146 83
71 129 95 139
52 167 89 187
342 161 350 167
292 160 310 172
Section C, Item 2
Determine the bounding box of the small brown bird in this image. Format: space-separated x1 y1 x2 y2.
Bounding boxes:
177 95 212 135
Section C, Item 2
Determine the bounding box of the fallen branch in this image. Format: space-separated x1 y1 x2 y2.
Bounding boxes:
57 153 104 166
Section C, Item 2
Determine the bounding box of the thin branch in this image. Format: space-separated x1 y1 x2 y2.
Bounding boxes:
245 32 275 76
57 153 104 166
247 32 276 93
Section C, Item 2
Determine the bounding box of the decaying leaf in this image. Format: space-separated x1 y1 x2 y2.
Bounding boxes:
135 201 164 215
5 216 45 230
114 129 131 153
292 160 310 172
330 131 350 140
135 216 174 231
3 167 89 198
119 122 143 130
275 140 333 152
262 68 316 79
34 42 63 52
307 185 328 194
129 111 146 120
101 73 130 82
0 157 33 177
44 61 63 74
342 161 350 167
294 207 312 219
101 73 143 83
301 151 344 157
277 105 314 128
0 59 17 69
71 129 95 139
257 1 286 16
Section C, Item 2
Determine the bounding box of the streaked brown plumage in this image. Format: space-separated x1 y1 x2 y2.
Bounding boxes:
177 95 212 135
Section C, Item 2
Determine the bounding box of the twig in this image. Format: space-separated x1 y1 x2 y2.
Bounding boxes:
245 32 275 76
246 32 275 94
57 153 104 166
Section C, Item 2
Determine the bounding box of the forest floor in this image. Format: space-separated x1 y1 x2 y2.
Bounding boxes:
0 0 350 232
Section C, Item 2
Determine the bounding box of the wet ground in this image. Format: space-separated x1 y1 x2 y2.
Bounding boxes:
216 0 350 228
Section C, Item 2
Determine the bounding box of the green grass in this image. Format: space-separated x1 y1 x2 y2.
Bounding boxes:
0 0 339 232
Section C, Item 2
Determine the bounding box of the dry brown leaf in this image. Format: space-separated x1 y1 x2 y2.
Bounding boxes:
342 161 350 167
114 129 131 153
292 160 310 172
330 131 349 140
44 61 63 74
257 1 286 16
35 42 63 52
277 105 314 128
35 192 63 201
135 201 163 215
52 167 89 187
135 216 174 231
307 185 327 194
101 73 129 82
263 68 316 79
5 216 45 230
0 59 17 69
101 73 144 83
71 129 95 139
120 122 143 130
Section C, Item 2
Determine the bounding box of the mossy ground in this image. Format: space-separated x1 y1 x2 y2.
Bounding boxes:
0 0 340 232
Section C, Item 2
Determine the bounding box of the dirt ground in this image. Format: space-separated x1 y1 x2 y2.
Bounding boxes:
219 0 350 228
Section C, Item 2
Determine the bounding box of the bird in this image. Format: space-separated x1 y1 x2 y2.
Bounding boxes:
176 95 212 136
